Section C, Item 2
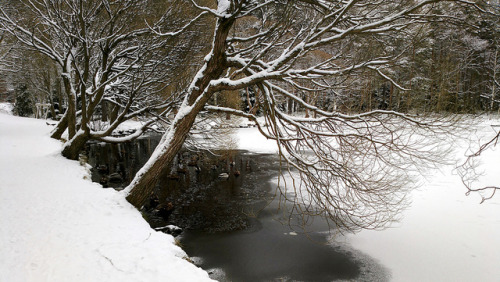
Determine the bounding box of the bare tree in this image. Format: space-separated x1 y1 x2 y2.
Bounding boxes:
0 0 202 159
122 0 487 232
454 2 500 204
458 126 500 203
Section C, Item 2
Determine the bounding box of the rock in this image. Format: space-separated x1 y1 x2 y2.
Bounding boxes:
78 153 88 166
218 173 229 180
108 172 123 183
155 225 182 237
96 164 109 174
148 196 160 209
154 202 174 219
99 176 108 186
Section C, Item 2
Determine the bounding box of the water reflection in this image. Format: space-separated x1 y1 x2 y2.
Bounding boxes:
86 136 278 232
85 135 390 282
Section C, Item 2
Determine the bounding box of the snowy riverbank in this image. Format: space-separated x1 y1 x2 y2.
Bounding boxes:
0 112 212 282
2 108 500 281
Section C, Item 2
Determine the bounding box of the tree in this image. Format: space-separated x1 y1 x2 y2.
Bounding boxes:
2 44 63 115
402 1 499 113
477 4 500 111
124 0 488 232
457 0 500 201
13 84 34 116
0 0 204 159
0 31 8 96
458 128 500 203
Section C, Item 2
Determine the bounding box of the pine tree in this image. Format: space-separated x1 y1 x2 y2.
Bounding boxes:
13 84 33 117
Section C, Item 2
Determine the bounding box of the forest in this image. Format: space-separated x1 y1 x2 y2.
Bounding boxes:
1 1 498 116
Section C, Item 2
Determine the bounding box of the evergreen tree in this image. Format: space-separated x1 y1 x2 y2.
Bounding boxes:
13 84 33 117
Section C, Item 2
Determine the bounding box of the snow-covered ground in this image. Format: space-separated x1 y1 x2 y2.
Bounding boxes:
342 128 500 282
0 102 13 114
2 106 499 282
0 108 212 282
234 117 500 282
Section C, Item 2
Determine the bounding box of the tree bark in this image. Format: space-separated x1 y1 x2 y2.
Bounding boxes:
491 49 498 110
125 16 234 209
62 75 77 140
51 73 76 140
101 101 108 122
61 130 90 160
110 103 119 123
125 103 207 208
50 109 68 139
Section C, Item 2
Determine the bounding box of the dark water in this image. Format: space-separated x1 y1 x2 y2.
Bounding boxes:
85 135 389 282
182 209 361 282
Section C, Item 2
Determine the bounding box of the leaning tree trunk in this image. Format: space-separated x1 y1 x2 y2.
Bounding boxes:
52 75 78 140
50 110 69 139
125 102 208 208
125 15 234 209
61 129 91 160
65 77 78 140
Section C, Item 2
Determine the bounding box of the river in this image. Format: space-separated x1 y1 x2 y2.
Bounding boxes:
85 134 390 281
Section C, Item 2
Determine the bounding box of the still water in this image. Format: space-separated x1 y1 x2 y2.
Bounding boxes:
85 135 389 282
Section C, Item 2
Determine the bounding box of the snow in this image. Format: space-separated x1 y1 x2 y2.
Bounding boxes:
217 0 231 15
235 127 278 154
2 103 499 281
340 120 500 282
0 111 212 282
344 169 500 281
0 103 13 114
234 119 500 282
